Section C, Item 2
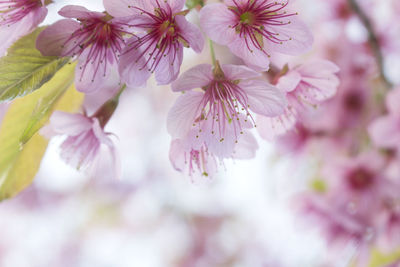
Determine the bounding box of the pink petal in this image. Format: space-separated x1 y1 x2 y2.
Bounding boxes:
221 64 261 80
277 70 302 92
299 76 340 102
154 45 184 85
166 0 185 13
228 38 271 71
175 15 204 53
297 60 340 77
204 127 236 158
240 80 287 117
36 19 81 57
92 119 121 179
265 16 313 56
58 5 104 19
118 39 152 87
368 115 400 149
103 0 139 17
232 131 259 159
75 49 114 93
386 89 400 114
171 64 213 92
199 3 237 46
48 111 92 136
167 91 204 139
0 7 47 56
169 139 186 172
256 109 297 141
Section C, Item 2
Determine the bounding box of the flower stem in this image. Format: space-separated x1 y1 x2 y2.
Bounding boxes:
209 39 217 67
347 0 392 88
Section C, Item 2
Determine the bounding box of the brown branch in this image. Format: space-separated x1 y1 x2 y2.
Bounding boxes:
347 0 392 88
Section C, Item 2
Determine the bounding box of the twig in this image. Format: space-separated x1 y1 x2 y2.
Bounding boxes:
347 0 392 88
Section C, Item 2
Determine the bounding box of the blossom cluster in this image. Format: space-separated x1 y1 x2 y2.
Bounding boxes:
0 0 399 265
0 0 340 178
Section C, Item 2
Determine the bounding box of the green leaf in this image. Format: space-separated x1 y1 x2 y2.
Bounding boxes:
19 62 77 144
0 27 70 101
0 63 84 201
369 249 400 267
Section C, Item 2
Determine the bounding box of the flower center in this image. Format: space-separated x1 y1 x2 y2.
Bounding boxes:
124 4 189 73
240 11 256 25
228 0 297 55
347 167 375 191
62 16 126 82
193 63 255 143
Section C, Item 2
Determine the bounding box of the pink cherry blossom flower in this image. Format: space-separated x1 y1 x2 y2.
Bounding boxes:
0 0 48 56
368 88 400 151
257 60 339 140
199 0 313 71
167 63 286 157
36 5 128 93
105 0 204 87
41 111 120 178
322 153 397 215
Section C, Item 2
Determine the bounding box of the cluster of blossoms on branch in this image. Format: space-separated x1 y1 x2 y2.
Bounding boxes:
0 0 399 265
0 0 339 178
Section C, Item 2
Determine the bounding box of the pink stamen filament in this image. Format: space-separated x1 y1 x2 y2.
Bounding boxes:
61 17 126 82
0 0 41 27
123 2 189 73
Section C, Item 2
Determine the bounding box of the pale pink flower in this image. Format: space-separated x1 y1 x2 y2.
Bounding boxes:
36 5 128 93
167 63 286 157
257 60 339 140
368 88 400 151
0 0 48 56
105 0 204 87
199 0 313 71
41 111 120 178
322 153 397 215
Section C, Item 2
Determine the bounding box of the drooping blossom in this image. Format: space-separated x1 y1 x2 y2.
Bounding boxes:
368 88 400 152
199 0 313 71
36 5 128 93
104 0 204 87
40 111 120 178
0 0 49 56
257 60 339 140
167 62 286 157
170 128 258 177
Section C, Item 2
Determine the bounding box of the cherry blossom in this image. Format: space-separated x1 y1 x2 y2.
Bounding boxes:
257 60 339 140
41 111 120 178
36 5 127 93
104 0 204 87
199 0 313 70
167 62 286 157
